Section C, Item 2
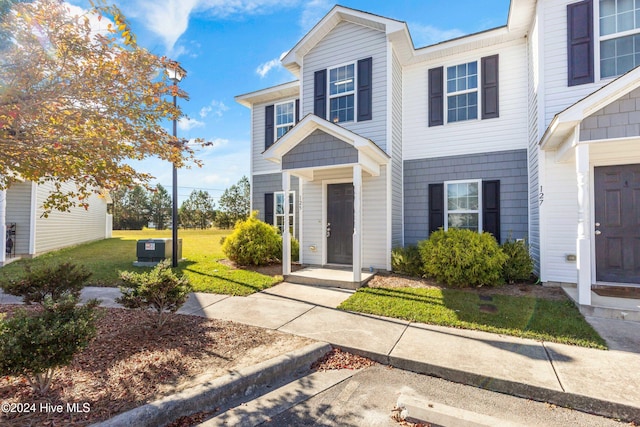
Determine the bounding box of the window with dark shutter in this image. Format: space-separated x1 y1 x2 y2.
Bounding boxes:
264 193 274 226
295 99 300 123
314 69 327 119
567 0 594 86
428 67 444 127
357 57 372 121
482 180 501 243
428 183 444 235
264 104 274 149
481 55 499 119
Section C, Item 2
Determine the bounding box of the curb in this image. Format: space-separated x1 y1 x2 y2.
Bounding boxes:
334 345 640 423
90 341 332 427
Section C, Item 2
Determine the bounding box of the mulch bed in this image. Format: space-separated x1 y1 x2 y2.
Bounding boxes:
368 272 569 301
0 306 312 427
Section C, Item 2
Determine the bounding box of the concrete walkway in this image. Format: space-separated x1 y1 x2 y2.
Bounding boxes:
1 283 639 421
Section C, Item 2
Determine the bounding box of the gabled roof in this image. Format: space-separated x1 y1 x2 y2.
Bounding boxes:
540 66 640 150
235 81 299 107
263 114 389 178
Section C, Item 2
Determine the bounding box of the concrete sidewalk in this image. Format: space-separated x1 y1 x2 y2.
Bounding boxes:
1 283 639 421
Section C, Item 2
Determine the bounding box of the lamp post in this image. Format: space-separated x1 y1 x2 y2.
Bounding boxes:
166 62 186 268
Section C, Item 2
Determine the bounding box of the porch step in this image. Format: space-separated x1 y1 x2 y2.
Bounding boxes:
562 285 640 323
285 267 374 290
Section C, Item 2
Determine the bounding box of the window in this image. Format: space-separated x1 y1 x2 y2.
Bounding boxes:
445 180 481 232
274 191 295 234
599 0 640 77
446 62 478 123
328 63 355 123
275 101 295 139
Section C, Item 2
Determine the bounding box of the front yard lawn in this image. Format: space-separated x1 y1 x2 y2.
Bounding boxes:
338 287 607 349
0 229 281 296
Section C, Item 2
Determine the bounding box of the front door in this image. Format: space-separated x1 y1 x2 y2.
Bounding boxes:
327 183 353 265
595 164 640 283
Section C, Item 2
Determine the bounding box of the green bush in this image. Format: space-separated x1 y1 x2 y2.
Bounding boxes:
501 238 534 284
222 211 281 266
117 261 192 329
0 296 99 394
1 262 91 305
418 229 507 287
277 236 300 263
391 246 423 277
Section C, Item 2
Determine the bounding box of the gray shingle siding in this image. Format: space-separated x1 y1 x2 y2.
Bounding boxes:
282 130 358 170
580 88 640 141
403 149 529 245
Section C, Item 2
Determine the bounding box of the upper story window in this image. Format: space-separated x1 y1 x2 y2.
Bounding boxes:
328 63 355 123
275 101 295 139
599 0 640 78
446 62 478 123
445 180 481 232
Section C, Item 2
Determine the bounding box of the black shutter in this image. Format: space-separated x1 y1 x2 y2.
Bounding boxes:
314 69 327 119
264 193 274 225
428 67 444 127
265 105 274 149
428 183 444 235
482 180 501 243
567 0 594 86
357 57 373 121
295 99 300 123
481 55 499 119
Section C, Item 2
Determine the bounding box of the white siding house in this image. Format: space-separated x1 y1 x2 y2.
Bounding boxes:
238 1 640 304
1 181 112 266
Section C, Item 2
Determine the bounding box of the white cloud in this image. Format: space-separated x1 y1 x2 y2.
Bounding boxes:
199 100 228 118
64 2 115 38
256 58 280 78
409 23 466 47
178 116 205 131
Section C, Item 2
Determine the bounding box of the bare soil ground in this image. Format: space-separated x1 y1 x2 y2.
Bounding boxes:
368 272 569 301
0 306 313 427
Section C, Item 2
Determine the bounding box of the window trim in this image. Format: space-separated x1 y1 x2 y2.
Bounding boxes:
274 100 296 140
444 61 480 124
274 191 295 235
327 61 357 124
595 0 640 80
443 179 483 232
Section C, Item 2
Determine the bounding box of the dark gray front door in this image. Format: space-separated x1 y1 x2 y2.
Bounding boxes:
595 164 640 283
327 183 353 265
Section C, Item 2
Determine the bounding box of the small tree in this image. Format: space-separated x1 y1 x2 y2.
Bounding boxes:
179 189 215 229
216 176 250 227
222 212 281 266
1 262 92 304
0 296 100 394
117 261 192 329
149 184 171 230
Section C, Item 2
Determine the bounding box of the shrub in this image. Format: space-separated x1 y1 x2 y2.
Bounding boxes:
117 261 192 329
391 246 423 277
1 262 92 305
501 238 534 284
418 229 507 287
0 296 99 394
277 236 300 263
222 211 281 266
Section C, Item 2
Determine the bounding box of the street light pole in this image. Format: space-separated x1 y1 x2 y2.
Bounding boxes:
166 61 186 268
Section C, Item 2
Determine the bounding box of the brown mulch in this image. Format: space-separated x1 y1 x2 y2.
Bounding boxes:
311 347 376 371
0 306 313 427
218 259 305 276
368 272 569 301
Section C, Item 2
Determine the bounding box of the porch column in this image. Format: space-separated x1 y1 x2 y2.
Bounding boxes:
353 165 362 283
576 144 591 305
282 171 291 276
0 188 5 266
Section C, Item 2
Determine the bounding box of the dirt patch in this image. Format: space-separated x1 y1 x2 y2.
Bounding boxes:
311 347 376 371
218 259 305 277
0 305 313 427
368 272 569 301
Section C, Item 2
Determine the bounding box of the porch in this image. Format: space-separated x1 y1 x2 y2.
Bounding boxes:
285 266 375 290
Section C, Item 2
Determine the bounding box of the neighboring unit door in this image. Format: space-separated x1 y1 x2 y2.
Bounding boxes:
594 164 640 283
327 183 353 265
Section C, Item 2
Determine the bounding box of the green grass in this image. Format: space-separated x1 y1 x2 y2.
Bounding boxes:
0 229 281 296
338 287 607 349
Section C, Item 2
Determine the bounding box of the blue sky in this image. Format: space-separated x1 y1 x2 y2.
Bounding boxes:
68 0 510 204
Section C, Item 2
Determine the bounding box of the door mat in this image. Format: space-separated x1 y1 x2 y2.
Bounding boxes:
592 286 640 299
